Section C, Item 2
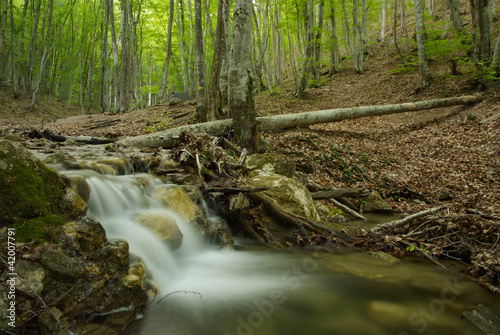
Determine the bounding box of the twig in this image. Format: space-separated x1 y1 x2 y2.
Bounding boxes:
328 198 366 220
400 240 449 271
156 290 202 305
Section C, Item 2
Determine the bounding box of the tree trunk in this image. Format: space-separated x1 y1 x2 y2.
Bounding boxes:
449 0 464 32
312 0 325 84
194 0 206 122
117 95 481 148
341 0 352 56
9 0 19 97
294 0 314 98
206 0 225 121
491 32 500 74
100 2 110 114
414 0 431 88
477 0 492 63
108 0 120 113
329 0 340 75
228 0 256 152
158 0 174 103
380 0 387 41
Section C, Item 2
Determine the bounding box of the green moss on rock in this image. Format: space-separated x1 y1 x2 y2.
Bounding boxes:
0 140 69 242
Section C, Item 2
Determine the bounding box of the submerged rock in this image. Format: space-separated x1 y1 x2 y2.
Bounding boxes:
134 212 183 249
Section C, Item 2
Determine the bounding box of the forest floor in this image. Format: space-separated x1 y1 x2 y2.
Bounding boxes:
1 45 499 216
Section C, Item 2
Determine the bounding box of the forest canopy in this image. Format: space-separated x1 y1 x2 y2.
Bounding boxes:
0 0 498 116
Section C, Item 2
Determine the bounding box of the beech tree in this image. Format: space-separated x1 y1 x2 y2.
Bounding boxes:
414 0 431 88
229 0 256 152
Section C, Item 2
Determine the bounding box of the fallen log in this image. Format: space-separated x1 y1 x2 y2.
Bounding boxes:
463 305 500 334
117 95 482 148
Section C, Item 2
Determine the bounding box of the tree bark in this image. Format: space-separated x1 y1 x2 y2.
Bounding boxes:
449 0 464 32
312 0 325 84
328 0 340 75
414 0 431 88
194 0 206 121
491 32 500 74
294 0 314 98
158 0 175 103
206 0 226 121
117 95 481 148
229 0 256 152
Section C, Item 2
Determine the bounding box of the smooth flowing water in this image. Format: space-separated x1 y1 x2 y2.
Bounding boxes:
73 171 499 335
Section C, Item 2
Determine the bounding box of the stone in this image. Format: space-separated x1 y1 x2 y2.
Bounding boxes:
66 174 91 202
134 212 183 250
41 250 87 281
245 154 296 178
63 188 88 218
156 186 199 222
37 307 69 335
15 260 46 298
248 171 321 222
81 161 117 175
0 140 68 240
361 191 393 213
98 157 131 175
44 152 81 170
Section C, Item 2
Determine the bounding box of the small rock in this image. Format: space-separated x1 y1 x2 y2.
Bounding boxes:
361 191 393 213
37 307 69 335
15 260 46 298
66 174 91 202
41 250 87 281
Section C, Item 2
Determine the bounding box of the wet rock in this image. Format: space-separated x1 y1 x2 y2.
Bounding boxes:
75 217 107 253
63 188 88 218
245 154 296 178
44 152 81 170
81 161 117 175
124 258 147 289
66 174 91 202
103 239 130 269
367 251 400 264
248 171 321 221
361 191 393 213
37 307 69 335
156 186 200 222
98 157 131 175
15 260 46 298
134 212 183 250
41 249 87 281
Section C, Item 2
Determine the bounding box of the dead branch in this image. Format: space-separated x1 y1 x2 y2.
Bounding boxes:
463 304 500 333
328 199 366 220
204 186 270 193
372 206 446 233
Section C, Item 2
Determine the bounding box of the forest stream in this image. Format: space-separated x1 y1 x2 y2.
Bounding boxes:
64 170 500 335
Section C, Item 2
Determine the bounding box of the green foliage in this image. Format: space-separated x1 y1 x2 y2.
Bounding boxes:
145 112 173 132
424 29 472 75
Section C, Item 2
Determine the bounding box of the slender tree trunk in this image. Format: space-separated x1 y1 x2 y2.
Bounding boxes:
0 0 7 78
312 0 325 84
470 0 481 62
328 0 340 75
229 0 256 152
449 0 464 32
195 0 206 121
414 0 431 88
477 0 492 63
294 0 314 98
380 0 387 41
100 2 110 114
341 0 352 56
206 0 225 121
177 0 188 93
108 0 120 113
9 0 19 97
491 32 500 74
158 0 174 102
400 0 409 51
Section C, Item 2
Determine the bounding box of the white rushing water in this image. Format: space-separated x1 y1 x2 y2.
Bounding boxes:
67 171 500 335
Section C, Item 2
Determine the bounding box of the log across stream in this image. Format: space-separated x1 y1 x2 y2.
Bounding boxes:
73 171 499 335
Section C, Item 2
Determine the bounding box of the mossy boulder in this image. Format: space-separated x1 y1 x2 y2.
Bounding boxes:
248 171 321 222
0 140 70 241
245 154 296 178
361 191 393 213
